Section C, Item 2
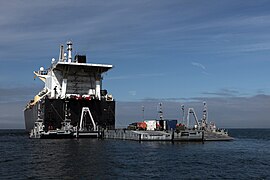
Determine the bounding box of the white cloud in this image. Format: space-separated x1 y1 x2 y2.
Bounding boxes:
191 62 206 70
128 90 137 96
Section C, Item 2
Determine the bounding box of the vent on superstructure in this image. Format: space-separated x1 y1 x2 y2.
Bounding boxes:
75 55 86 63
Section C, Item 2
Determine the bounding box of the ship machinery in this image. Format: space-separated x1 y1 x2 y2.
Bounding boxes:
24 41 115 138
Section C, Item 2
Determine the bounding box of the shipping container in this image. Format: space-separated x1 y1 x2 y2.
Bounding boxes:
137 122 147 130
166 120 177 130
144 120 157 130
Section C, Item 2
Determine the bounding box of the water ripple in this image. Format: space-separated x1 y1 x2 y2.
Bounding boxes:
0 129 270 179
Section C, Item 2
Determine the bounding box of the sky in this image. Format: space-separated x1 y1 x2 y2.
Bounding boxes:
0 0 270 129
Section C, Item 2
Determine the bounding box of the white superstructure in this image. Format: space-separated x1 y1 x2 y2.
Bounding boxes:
25 41 116 138
30 41 113 106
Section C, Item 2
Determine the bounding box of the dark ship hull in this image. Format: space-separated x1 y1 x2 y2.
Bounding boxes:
24 97 115 133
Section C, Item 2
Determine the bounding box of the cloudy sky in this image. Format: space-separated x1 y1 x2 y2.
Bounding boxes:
1 0 270 129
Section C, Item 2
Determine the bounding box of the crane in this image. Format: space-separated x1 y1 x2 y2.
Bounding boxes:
186 108 200 129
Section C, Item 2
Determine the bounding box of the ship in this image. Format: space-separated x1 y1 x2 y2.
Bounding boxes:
183 102 233 141
24 41 115 138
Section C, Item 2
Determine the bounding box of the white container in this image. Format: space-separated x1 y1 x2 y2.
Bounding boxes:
144 120 157 130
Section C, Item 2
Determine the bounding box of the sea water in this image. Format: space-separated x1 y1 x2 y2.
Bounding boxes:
0 129 269 179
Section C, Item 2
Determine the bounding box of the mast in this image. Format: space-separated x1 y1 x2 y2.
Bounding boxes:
201 101 208 129
181 104 185 125
67 41 72 63
142 105 145 120
158 103 163 120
